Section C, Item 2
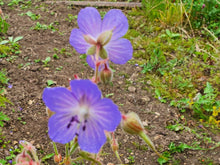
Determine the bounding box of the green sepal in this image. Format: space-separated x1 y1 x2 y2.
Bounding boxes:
99 47 108 59
86 46 96 55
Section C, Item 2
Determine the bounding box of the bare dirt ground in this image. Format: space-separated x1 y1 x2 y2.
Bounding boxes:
1 1 219 164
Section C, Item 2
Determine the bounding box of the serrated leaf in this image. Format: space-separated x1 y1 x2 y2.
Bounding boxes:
41 153 54 161
13 36 23 43
0 40 9 45
47 80 54 86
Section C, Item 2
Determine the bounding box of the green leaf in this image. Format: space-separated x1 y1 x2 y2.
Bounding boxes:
41 153 54 161
0 40 9 45
47 80 55 86
13 36 23 43
0 159 7 164
157 157 169 165
204 82 214 94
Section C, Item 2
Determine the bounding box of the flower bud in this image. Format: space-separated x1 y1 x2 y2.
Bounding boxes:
15 151 32 163
111 139 119 152
99 64 113 84
54 154 62 163
121 112 144 135
63 157 71 165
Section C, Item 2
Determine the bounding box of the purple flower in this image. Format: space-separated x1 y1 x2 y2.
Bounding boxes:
8 83 13 88
69 7 133 65
42 79 121 153
86 55 109 71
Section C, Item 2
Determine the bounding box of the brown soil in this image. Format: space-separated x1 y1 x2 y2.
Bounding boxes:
1 1 219 165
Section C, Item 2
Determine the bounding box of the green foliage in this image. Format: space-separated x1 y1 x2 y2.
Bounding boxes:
42 56 51 66
0 111 9 127
24 11 40 20
41 153 54 162
173 82 220 120
158 142 203 164
0 16 9 34
183 0 220 37
0 36 23 55
8 0 32 8
47 80 55 86
0 69 9 86
65 14 77 22
31 22 57 32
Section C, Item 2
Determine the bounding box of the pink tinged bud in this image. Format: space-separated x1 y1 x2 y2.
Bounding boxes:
97 30 113 46
83 35 97 45
15 151 32 163
64 157 71 165
111 139 119 152
121 112 144 135
54 154 62 163
202 4 205 8
99 64 113 84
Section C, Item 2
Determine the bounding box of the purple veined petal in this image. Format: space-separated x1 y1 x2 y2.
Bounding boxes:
77 7 102 38
69 29 91 54
91 98 121 131
102 9 128 41
105 38 133 64
42 87 78 113
48 113 78 144
70 80 101 105
86 55 107 71
78 119 106 153
86 55 96 70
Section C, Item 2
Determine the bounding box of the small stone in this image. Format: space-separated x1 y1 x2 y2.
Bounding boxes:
154 135 162 141
146 80 151 85
36 144 40 149
27 132 30 135
141 96 150 102
28 100 33 105
4 150 10 156
129 73 138 82
155 112 160 116
142 120 148 127
118 81 123 85
128 86 136 92
124 158 129 164
30 66 40 72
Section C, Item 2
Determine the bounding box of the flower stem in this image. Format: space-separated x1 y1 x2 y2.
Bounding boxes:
52 142 59 155
138 131 167 160
69 141 79 155
65 143 69 158
94 44 101 83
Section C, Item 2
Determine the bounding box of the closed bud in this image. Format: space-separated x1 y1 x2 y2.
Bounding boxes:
99 64 113 84
63 157 71 165
111 139 119 152
54 154 62 163
121 112 144 135
15 151 32 164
